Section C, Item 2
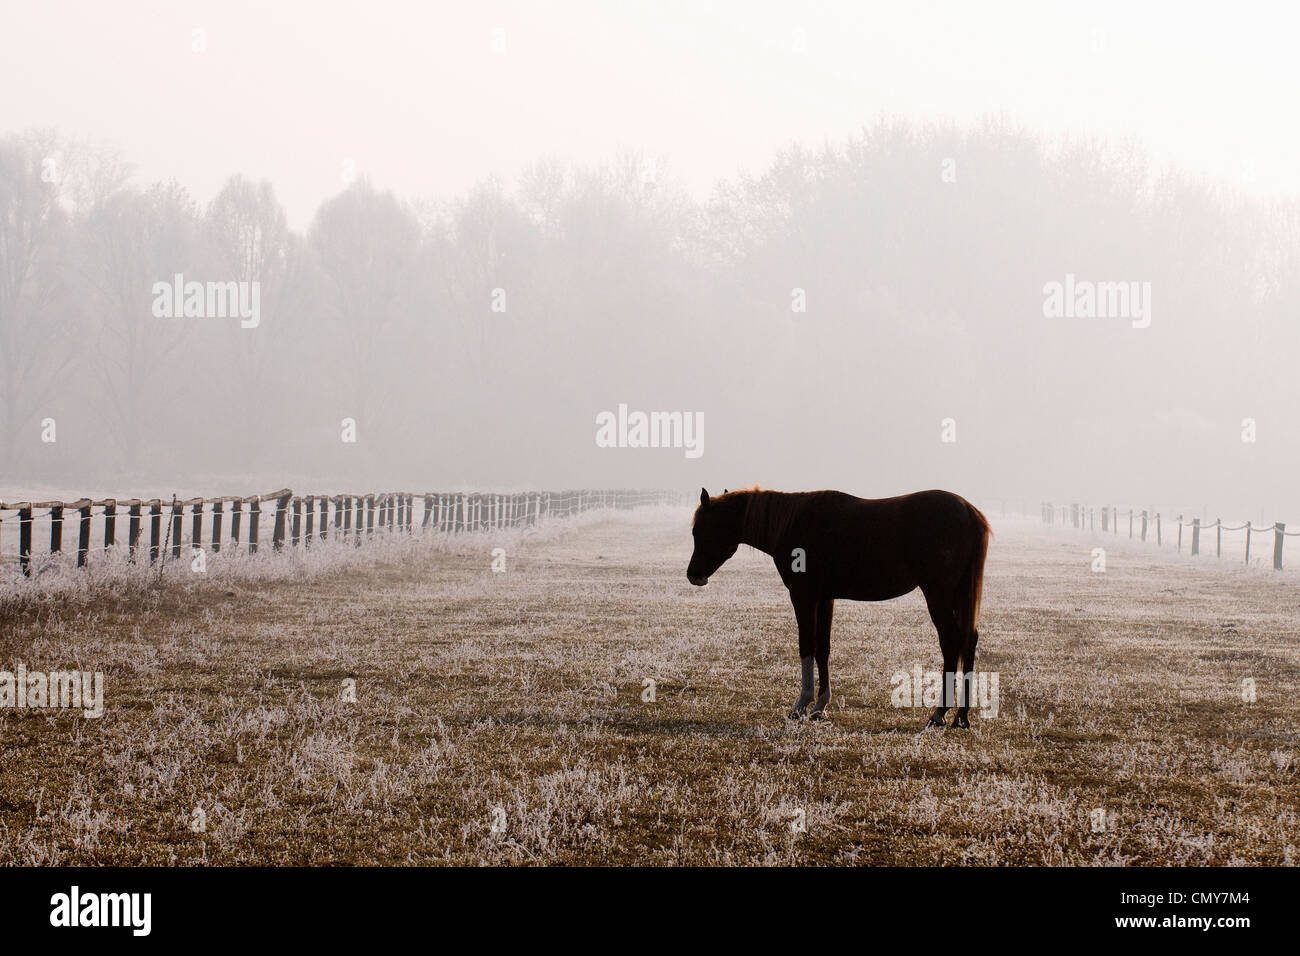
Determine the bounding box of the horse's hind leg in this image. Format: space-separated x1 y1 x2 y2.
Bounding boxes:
811 598 834 719
922 589 961 728
951 627 979 728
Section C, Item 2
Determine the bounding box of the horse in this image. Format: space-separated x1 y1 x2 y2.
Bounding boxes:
687 487 990 727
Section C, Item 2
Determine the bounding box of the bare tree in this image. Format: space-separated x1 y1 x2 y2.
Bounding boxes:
0 131 76 462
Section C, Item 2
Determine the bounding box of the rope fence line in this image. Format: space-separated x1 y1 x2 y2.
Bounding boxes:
0 487 681 577
1041 501 1297 569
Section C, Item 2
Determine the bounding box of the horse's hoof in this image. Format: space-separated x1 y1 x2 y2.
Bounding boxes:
809 710 829 722
925 717 946 728
787 710 804 721
952 715 970 729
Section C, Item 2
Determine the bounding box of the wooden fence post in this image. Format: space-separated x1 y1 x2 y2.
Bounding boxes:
1216 519 1221 557
304 496 314 546
272 492 291 551
231 499 243 545
50 504 64 555
212 501 224 553
1191 518 1200 556
77 502 91 567
1156 513 1162 546
343 496 353 538
104 501 117 550
291 497 302 547
1245 527 1252 565
191 502 203 556
246 502 260 554
149 500 162 564
354 497 364 547
1140 510 1147 541
1273 523 1285 570
171 499 184 560
318 497 328 540
1177 515 1183 551
129 503 142 560
249 498 260 554
19 506 32 576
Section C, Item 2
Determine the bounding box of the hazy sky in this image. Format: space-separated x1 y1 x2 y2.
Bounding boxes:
4 0 1298 226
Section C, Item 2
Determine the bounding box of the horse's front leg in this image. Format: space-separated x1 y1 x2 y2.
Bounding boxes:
788 593 817 719
810 597 834 720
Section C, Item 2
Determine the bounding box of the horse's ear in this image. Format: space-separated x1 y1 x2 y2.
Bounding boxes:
722 489 729 495
699 488 709 508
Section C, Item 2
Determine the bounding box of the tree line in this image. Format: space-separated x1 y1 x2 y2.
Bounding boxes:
2 119 1296 510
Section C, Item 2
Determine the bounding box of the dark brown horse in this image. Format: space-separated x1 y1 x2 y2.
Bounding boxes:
687 487 990 727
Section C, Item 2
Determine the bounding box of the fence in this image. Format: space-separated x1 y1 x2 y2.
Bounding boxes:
0 488 680 576
1041 501 1299 569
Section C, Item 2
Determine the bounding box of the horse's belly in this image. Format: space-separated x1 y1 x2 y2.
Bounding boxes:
840 581 916 602
828 563 917 602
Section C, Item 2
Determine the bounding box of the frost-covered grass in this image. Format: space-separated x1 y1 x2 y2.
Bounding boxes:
0 511 1296 865
0 505 644 611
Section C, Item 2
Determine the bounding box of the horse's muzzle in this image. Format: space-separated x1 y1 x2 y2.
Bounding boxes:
688 574 709 587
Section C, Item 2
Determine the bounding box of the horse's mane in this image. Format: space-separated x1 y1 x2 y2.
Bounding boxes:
691 485 760 528
692 486 804 549
739 489 803 547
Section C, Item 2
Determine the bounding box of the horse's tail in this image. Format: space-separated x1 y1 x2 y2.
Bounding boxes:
959 501 991 636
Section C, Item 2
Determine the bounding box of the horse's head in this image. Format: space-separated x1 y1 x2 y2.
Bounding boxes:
687 487 742 586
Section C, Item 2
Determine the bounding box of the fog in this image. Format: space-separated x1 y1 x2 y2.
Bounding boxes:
3 1 1299 523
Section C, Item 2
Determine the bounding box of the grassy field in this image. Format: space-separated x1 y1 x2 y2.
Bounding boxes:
1 509 1297 865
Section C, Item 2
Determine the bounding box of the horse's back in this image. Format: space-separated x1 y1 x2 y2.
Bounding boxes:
779 488 983 601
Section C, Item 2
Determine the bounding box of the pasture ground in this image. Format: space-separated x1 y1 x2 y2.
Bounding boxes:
1 511 1297 865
